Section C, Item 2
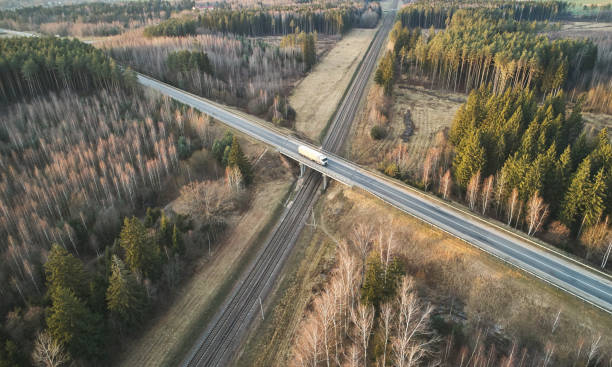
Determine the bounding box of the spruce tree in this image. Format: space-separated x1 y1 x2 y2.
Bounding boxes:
172 225 185 255
119 217 160 279
46 286 105 359
561 158 592 230
44 244 89 299
106 256 147 327
453 131 486 189
228 136 253 185
582 168 607 231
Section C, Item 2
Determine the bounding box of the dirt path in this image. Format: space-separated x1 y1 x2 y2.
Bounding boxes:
290 27 378 142
116 153 294 367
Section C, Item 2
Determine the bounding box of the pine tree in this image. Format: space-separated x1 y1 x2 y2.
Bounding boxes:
44 244 89 299
106 256 147 327
46 286 105 359
228 136 253 185
119 217 160 279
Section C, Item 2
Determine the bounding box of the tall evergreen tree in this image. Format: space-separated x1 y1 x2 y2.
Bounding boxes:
582 168 607 232
561 158 592 230
228 136 253 185
44 244 89 299
46 286 105 359
453 131 486 189
119 217 160 279
172 224 185 255
106 256 148 328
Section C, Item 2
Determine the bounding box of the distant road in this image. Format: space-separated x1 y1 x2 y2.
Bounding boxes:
0 28 38 37
138 54 612 319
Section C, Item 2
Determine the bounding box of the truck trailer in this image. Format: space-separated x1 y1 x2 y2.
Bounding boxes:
298 145 328 166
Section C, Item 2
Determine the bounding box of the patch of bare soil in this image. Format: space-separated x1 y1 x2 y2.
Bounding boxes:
116 139 295 367
290 27 379 141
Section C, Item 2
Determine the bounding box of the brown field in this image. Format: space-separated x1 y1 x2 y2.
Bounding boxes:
290 27 379 142
115 129 296 367
583 111 612 135
348 78 465 175
239 183 612 366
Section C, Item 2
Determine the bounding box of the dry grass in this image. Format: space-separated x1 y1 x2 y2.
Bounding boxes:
348 79 464 175
245 183 612 365
582 111 612 135
115 138 295 367
290 27 378 141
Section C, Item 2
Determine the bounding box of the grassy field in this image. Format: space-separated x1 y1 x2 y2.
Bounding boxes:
115 128 296 367
241 183 612 365
348 78 465 175
290 27 378 142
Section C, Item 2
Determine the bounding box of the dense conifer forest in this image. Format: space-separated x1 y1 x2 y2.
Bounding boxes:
0 0 193 36
374 2 612 265
394 9 597 95
0 37 132 102
143 2 379 37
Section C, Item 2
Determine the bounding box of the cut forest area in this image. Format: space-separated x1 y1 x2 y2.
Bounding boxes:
239 183 612 366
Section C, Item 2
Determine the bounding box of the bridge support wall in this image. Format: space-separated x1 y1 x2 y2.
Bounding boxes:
299 163 306 177
323 175 329 190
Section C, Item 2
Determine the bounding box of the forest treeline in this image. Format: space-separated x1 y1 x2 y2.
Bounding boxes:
394 9 596 95
0 0 193 36
144 2 379 37
103 32 303 125
0 37 133 103
397 0 569 29
373 4 612 264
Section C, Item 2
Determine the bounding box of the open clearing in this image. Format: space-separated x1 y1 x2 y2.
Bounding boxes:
239 183 612 365
290 27 378 142
348 79 465 174
116 134 295 367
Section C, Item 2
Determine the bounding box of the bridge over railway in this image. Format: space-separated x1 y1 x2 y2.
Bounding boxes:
138 71 612 321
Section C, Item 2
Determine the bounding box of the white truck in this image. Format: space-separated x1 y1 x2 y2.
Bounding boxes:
298 145 328 166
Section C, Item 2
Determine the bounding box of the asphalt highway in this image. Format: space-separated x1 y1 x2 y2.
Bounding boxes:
138 71 612 315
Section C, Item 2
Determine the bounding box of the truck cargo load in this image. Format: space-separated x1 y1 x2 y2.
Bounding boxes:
298 145 328 166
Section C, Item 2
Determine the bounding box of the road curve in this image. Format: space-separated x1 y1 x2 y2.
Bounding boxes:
140 10 397 367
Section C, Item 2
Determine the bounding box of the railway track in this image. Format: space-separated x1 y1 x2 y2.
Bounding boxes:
183 8 396 367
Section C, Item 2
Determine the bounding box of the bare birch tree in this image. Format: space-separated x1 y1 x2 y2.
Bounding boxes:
32 331 70 367
526 191 549 236
392 277 435 367
480 175 494 215
439 169 452 200
380 302 394 367
351 302 374 365
507 188 519 226
466 170 481 211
